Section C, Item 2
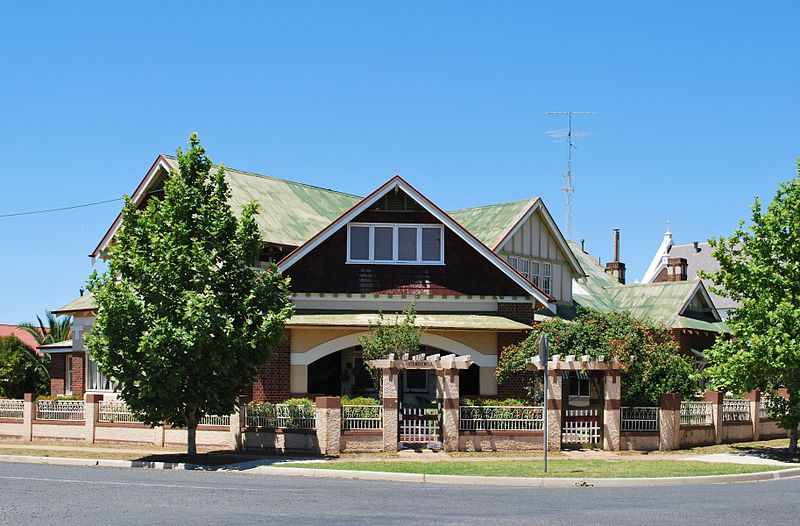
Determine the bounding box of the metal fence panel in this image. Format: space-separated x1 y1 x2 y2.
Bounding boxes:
680 401 712 426
459 405 544 431
0 399 24 419
36 400 85 421
723 399 751 422
342 405 383 430
621 406 660 432
245 403 316 429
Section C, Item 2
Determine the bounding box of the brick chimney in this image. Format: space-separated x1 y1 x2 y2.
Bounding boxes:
604 228 626 284
666 257 688 281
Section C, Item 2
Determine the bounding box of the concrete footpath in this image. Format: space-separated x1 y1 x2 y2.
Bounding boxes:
1 453 799 487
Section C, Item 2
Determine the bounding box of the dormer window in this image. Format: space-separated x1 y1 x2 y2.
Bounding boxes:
347 223 444 264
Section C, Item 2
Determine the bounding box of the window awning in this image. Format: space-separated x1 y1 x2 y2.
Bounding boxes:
286 311 532 331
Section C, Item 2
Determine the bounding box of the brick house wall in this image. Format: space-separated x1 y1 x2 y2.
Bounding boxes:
49 353 66 396
250 332 291 403
497 302 534 324
71 353 85 397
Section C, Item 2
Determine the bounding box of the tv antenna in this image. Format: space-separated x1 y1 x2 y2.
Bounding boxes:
545 111 597 240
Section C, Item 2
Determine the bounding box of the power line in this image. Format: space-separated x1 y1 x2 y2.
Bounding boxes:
0 197 123 218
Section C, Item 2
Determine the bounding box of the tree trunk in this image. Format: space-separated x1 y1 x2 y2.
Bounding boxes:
186 407 198 458
790 425 798 454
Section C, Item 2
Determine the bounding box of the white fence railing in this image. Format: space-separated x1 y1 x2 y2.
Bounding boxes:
621 407 660 432
98 401 142 423
400 407 439 443
759 399 768 420
680 401 712 426
36 400 85 421
245 403 316 429
459 405 544 431
0 399 24 419
342 405 383 430
199 414 231 427
723 399 751 422
562 409 601 445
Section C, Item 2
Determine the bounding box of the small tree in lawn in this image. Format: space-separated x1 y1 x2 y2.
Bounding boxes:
86 134 294 456
359 305 421 394
703 160 800 452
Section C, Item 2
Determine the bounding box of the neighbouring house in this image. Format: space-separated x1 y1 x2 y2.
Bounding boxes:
641 229 739 319
49 155 586 404
0 324 43 355
570 232 729 380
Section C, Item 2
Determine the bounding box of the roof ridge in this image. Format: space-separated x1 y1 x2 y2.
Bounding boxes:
448 197 538 213
160 154 363 200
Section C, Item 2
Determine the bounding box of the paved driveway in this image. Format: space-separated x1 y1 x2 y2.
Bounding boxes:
0 462 798 525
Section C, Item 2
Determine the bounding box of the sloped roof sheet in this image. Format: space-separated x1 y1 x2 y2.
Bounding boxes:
163 156 362 248
448 199 538 249
53 293 97 315
569 241 729 333
667 242 739 311
287 311 532 331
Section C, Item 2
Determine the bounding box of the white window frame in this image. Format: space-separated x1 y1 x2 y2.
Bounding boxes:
542 262 552 295
86 355 115 392
506 256 552 295
508 256 518 270
346 223 445 265
65 354 73 395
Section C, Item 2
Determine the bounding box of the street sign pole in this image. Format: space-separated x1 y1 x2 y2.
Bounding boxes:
539 335 549 474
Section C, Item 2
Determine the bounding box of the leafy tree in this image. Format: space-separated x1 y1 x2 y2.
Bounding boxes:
496 309 697 406
19 311 72 346
359 305 421 392
0 336 49 398
86 134 294 456
703 161 800 452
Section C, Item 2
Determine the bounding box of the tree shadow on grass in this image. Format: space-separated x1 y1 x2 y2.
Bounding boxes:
131 450 329 470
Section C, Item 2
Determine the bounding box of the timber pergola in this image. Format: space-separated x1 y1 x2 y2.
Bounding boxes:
368 353 473 453
526 354 623 451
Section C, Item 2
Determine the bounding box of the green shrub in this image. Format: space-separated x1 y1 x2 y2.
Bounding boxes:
341 395 380 405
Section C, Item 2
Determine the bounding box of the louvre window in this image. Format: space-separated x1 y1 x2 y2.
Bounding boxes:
347 223 444 264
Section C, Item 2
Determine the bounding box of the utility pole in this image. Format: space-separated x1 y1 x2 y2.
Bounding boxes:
545 111 597 240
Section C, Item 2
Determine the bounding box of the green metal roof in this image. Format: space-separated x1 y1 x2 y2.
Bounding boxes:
569 242 729 333
448 199 537 248
53 293 97 315
163 156 362 247
287 311 532 331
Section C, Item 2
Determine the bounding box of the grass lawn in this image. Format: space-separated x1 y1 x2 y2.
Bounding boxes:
278 459 792 478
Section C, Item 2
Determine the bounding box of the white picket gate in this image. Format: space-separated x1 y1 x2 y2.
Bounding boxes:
562 409 601 446
399 406 439 444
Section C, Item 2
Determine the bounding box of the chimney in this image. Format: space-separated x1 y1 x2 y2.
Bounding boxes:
666 257 688 281
693 241 700 253
604 228 626 284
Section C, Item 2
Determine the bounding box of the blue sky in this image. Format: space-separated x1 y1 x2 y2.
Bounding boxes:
1 1 798 323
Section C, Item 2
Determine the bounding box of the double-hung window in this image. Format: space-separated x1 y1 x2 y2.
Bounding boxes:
347 223 444 264
65 355 73 395
86 355 114 391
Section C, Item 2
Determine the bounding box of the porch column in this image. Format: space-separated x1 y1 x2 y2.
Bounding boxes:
546 369 562 452
315 396 341 457
85 393 102 444
603 371 622 451
659 393 682 451
705 391 723 444
381 368 399 452
746 390 761 442
22 393 34 442
436 369 460 452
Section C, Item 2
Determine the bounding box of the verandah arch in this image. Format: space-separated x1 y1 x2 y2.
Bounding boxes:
291 331 498 367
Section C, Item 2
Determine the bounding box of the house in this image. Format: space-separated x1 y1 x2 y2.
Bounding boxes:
641 229 739 319
570 234 729 373
47 155 585 404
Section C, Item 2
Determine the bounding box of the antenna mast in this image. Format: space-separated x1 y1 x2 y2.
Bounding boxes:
545 111 597 240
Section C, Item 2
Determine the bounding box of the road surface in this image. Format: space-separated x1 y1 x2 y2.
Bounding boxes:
0 462 798 525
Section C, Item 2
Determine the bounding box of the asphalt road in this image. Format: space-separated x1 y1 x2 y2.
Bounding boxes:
1 462 799 525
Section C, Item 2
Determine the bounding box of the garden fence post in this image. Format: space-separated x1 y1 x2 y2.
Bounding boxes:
746 391 760 442
603 370 622 451
22 393 34 442
436 369 460 452
229 397 242 451
659 393 681 451
545 368 562 452
85 393 102 444
381 368 400 452
315 396 341 457
705 391 723 445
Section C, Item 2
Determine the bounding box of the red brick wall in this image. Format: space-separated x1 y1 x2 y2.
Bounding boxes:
651 267 668 283
250 332 291 403
496 331 536 400
49 353 66 396
498 302 534 324
71 353 85 397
